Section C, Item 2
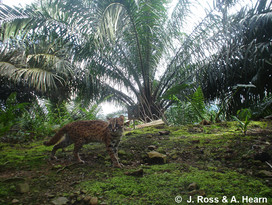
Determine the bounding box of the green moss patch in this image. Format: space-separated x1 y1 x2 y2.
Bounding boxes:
0 142 51 170
0 121 271 204
79 164 271 204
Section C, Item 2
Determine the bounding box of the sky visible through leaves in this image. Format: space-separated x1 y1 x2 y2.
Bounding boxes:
0 0 258 116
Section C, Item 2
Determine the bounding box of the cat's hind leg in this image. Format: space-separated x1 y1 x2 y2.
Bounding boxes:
51 134 72 160
73 141 85 164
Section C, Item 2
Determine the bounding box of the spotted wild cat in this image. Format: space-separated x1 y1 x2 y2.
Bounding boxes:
43 115 125 168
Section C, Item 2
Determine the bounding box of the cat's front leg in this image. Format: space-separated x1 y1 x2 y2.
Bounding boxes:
112 147 124 168
105 144 122 168
73 142 85 164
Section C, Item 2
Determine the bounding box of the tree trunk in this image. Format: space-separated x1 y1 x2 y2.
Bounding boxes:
138 95 164 122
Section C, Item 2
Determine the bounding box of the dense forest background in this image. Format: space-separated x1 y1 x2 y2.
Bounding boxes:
0 0 271 140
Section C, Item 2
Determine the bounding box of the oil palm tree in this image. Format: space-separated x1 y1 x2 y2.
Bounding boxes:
2 0 269 121
0 3 83 104
0 0 197 121
200 0 272 117
75 0 200 121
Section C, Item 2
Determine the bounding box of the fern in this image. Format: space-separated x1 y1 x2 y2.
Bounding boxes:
0 92 29 135
186 86 206 120
166 87 208 125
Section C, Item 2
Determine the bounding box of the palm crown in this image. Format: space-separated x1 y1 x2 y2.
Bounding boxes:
0 0 271 120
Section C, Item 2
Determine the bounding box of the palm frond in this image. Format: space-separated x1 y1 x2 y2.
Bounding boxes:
0 4 28 22
0 62 65 92
0 61 18 76
13 67 65 92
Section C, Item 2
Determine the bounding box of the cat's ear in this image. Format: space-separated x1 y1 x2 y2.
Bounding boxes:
119 115 125 121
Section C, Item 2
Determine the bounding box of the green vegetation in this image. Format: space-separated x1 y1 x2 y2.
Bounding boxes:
232 108 252 136
79 164 271 205
0 0 271 122
0 0 271 204
0 93 28 135
0 92 100 143
1 121 272 204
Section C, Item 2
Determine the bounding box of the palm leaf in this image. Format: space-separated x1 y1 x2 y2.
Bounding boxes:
0 62 18 76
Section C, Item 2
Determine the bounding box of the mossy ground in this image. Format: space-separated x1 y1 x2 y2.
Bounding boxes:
0 121 272 204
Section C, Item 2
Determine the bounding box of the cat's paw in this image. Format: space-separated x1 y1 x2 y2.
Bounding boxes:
78 159 85 164
113 163 123 168
50 156 58 161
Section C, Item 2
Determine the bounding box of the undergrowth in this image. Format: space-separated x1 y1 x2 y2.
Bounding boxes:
0 121 271 204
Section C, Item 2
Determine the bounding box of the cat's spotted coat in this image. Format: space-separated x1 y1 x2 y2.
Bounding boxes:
44 115 125 168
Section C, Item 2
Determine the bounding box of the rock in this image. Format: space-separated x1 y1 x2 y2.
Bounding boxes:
81 189 88 194
83 195 92 202
148 145 156 151
125 168 144 177
187 182 198 191
256 170 272 178
159 130 170 135
16 183 29 193
11 199 19 204
147 151 167 164
90 197 98 205
51 197 69 205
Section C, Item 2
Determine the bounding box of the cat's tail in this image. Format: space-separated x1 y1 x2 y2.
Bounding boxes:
43 126 67 146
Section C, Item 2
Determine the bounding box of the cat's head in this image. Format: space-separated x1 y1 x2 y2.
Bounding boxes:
108 115 125 134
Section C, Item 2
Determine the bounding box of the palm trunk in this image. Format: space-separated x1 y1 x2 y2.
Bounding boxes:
137 91 164 122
